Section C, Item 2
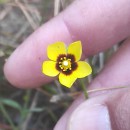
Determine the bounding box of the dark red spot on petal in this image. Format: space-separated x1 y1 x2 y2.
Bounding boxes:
67 54 76 62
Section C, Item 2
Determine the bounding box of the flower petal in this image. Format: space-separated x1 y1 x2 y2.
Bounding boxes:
73 61 92 78
42 61 59 77
47 42 66 61
59 73 77 88
67 41 82 61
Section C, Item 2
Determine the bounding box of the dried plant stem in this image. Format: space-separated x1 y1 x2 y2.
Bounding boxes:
54 0 65 16
21 91 39 130
0 6 12 21
99 52 104 70
88 85 128 93
54 0 61 16
15 0 38 30
50 85 129 102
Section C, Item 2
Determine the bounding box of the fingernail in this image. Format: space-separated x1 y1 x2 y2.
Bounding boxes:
67 102 112 130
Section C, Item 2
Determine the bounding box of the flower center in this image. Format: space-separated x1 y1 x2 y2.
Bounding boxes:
59 57 71 71
56 54 78 75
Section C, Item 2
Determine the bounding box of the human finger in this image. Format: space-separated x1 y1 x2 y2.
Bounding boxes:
64 88 130 130
54 38 130 130
4 0 130 88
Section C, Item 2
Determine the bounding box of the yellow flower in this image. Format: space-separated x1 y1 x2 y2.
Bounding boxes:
42 41 92 88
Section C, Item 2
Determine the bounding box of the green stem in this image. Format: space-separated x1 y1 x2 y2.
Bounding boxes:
20 90 31 122
80 79 89 99
0 103 18 130
47 109 57 122
23 90 31 109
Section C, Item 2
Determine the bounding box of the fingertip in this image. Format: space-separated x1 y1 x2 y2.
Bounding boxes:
4 48 46 88
3 17 72 88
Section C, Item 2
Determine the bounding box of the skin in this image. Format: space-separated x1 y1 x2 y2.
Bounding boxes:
4 0 130 130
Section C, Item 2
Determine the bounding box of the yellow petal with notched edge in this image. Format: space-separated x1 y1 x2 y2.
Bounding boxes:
42 61 59 77
59 73 77 88
67 41 82 61
73 61 92 78
47 42 67 61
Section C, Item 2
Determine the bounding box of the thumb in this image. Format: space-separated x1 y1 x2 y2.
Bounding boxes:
60 88 130 130
54 32 130 130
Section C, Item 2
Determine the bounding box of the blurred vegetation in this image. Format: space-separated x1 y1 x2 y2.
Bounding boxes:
0 0 119 130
